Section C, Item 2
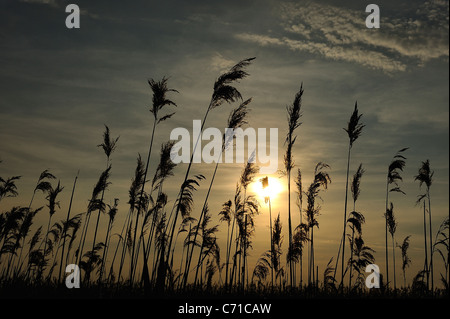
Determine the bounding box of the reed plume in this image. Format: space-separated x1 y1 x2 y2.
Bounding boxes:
349 235 375 290
414 159 434 291
384 147 408 288
58 171 79 282
132 77 178 285
305 162 331 285
76 166 111 275
385 202 398 289
28 169 56 209
182 98 252 289
348 163 365 287
339 102 364 286
397 235 411 288
284 84 303 286
239 159 259 290
39 180 63 279
0 176 21 203
165 58 255 290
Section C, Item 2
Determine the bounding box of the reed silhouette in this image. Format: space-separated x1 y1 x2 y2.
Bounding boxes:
182 98 252 289
347 164 365 287
284 84 303 287
336 102 364 286
304 162 331 285
415 159 434 291
398 235 412 288
385 202 398 289
0 59 448 299
433 217 449 289
384 148 408 288
159 58 255 292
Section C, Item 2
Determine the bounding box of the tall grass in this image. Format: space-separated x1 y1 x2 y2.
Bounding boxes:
348 164 365 287
239 160 259 290
58 170 79 282
434 217 449 290
398 235 411 288
415 159 434 291
304 162 331 285
284 84 303 287
92 125 118 282
0 60 448 299
182 98 252 289
385 202 398 289
384 148 408 288
161 58 255 292
131 77 178 286
338 102 364 286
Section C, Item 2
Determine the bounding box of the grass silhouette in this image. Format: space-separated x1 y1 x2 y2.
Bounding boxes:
0 59 448 299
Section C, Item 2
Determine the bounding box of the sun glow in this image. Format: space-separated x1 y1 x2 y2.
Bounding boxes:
250 176 284 201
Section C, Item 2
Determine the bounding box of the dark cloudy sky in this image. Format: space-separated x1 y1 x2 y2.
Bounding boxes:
0 0 448 285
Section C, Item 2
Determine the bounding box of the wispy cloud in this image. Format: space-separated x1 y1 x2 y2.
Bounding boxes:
236 1 449 73
210 52 235 72
236 32 408 72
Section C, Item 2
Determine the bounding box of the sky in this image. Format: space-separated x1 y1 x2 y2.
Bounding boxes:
0 0 449 287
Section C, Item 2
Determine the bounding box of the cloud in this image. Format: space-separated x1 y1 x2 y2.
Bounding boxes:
236 32 407 72
210 53 235 72
235 1 449 73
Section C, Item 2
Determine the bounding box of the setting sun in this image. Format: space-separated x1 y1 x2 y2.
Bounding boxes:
250 175 285 201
